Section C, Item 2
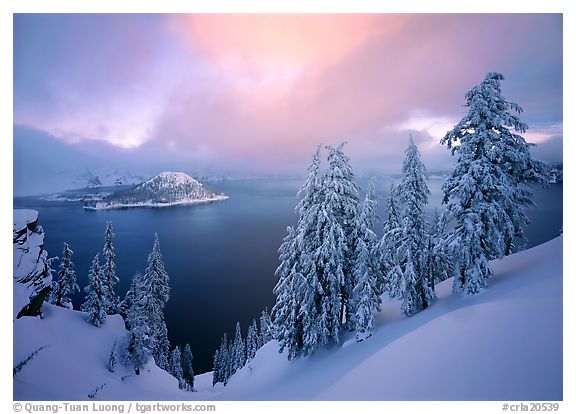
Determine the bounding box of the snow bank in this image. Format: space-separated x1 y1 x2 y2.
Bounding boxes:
13 306 187 400
207 236 563 400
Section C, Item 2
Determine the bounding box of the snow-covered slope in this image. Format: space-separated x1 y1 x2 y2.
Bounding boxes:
13 209 186 401
200 236 563 400
85 172 228 210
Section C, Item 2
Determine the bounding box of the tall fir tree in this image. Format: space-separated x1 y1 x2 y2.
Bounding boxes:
49 242 79 309
102 221 119 314
272 146 323 359
440 72 547 294
349 180 381 340
272 143 366 357
375 184 403 298
182 343 195 391
397 136 434 316
320 143 360 330
125 234 171 374
140 233 171 363
81 254 108 327
230 321 246 374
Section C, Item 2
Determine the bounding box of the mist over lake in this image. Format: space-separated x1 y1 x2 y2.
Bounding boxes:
13 178 563 374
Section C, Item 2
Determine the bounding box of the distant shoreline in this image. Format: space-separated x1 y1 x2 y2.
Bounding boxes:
83 195 230 211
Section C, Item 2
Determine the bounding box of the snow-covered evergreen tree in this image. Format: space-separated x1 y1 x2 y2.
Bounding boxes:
212 349 221 386
397 136 434 315
440 72 547 294
49 242 79 309
271 226 304 358
375 184 403 298
424 209 453 292
107 341 118 373
123 235 171 374
125 271 153 374
400 250 421 317
320 143 360 332
81 254 108 327
182 343 194 391
154 321 171 370
259 308 272 346
273 143 366 357
102 221 119 314
272 146 323 359
140 233 171 362
349 180 381 341
169 346 186 389
246 318 259 361
118 272 141 322
213 333 230 385
230 322 246 374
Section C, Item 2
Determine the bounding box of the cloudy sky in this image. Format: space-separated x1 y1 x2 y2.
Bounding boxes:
13 13 563 175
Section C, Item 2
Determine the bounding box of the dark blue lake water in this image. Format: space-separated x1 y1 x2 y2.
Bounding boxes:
13 179 563 374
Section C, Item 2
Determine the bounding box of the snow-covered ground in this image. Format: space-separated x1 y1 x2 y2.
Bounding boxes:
200 236 563 400
13 210 562 400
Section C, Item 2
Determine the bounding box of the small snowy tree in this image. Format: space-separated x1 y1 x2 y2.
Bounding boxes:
154 321 171 370
259 308 272 345
246 318 259 361
182 343 194 391
125 272 153 374
375 184 403 298
81 254 108 327
169 346 186 389
440 72 547 294
118 272 141 322
230 322 246 374
49 242 79 309
107 341 118 373
212 349 221 386
102 221 119 314
213 333 230 385
424 209 453 292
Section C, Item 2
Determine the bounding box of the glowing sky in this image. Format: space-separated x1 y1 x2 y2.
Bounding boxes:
13 14 563 174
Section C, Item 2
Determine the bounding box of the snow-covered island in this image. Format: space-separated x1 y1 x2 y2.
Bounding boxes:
84 172 229 210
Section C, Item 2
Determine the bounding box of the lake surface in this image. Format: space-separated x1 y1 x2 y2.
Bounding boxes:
13 178 563 374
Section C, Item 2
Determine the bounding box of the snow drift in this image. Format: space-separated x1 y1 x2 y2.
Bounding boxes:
202 236 562 400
